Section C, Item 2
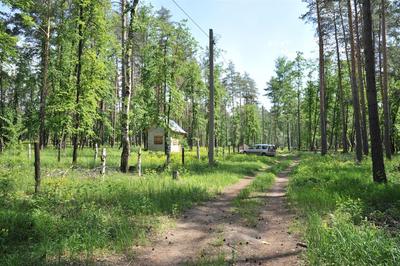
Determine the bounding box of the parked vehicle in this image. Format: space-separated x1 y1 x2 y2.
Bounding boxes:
242 144 276 156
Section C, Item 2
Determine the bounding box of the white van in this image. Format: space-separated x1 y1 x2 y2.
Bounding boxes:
242 144 276 157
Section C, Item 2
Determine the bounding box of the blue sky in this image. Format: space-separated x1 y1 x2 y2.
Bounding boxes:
144 0 318 108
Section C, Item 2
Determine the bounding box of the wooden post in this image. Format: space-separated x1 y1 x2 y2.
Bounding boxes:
137 146 142 177
181 146 185 165
100 148 106 176
197 139 200 160
94 143 98 161
28 143 32 160
34 143 41 193
208 29 215 166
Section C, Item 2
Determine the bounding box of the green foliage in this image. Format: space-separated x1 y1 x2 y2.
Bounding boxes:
0 113 26 148
0 147 275 264
288 154 400 265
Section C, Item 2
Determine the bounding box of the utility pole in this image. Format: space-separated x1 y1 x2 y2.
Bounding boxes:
208 29 215 166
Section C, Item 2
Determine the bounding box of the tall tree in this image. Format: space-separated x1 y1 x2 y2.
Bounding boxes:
333 6 348 153
316 0 328 155
354 0 369 155
381 0 392 159
294 52 304 150
120 0 139 172
39 1 53 149
363 0 387 183
72 1 84 164
347 0 363 162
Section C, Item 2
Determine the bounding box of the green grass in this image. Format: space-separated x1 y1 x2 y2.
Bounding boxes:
288 153 400 265
0 145 278 265
233 173 275 227
233 155 294 227
185 254 228 266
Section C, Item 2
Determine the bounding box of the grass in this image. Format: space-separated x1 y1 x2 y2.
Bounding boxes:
185 154 295 265
288 153 400 265
233 154 295 227
0 144 278 265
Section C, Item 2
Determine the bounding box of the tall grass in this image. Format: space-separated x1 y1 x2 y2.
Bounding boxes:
0 145 275 265
288 153 400 265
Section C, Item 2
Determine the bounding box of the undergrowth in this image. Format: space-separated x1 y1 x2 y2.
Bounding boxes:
0 146 277 265
288 153 400 265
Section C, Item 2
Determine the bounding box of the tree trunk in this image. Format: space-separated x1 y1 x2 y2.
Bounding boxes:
381 0 392 159
354 0 369 155
316 0 328 156
0 64 4 152
120 0 129 172
34 142 41 193
297 91 301 150
330 92 339 149
312 87 319 151
101 148 106 176
120 0 139 172
308 89 312 150
362 0 387 183
99 100 105 145
111 62 118 148
39 3 51 150
137 146 142 176
339 0 353 81
262 106 266 144
348 0 363 162
189 87 197 150
287 121 291 151
72 2 84 164
334 10 348 153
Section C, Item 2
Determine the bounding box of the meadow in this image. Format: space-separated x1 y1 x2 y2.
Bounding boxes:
0 145 278 265
288 153 400 266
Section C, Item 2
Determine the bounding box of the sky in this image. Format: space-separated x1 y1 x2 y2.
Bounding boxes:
144 0 318 109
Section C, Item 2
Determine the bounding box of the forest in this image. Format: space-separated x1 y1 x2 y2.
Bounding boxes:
1 0 400 265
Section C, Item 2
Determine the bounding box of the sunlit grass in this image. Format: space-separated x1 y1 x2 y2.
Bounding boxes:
0 144 278 265
288 153 400 265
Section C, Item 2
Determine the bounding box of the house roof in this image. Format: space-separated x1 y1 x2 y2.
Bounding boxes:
169 120 187 135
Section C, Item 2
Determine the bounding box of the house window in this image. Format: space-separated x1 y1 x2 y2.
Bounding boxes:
154 135 163 145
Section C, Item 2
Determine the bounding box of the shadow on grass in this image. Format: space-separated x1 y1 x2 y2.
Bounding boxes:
0 151 290 265
290 154 400 223
288 153 400 265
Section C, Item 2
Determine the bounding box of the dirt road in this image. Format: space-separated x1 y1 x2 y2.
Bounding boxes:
119 159 302 265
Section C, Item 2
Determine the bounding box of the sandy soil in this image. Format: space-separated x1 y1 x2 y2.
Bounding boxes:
110 159 302 266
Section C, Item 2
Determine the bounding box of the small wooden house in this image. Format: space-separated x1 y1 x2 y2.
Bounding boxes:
147 120 187 153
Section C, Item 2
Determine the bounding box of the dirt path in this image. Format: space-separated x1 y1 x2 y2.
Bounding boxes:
122 159 302 265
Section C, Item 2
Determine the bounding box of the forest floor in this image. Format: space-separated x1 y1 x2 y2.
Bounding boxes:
108 156 303 265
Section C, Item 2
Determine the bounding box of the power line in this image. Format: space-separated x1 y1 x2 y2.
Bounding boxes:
169 0 230 67
170 0 209 39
